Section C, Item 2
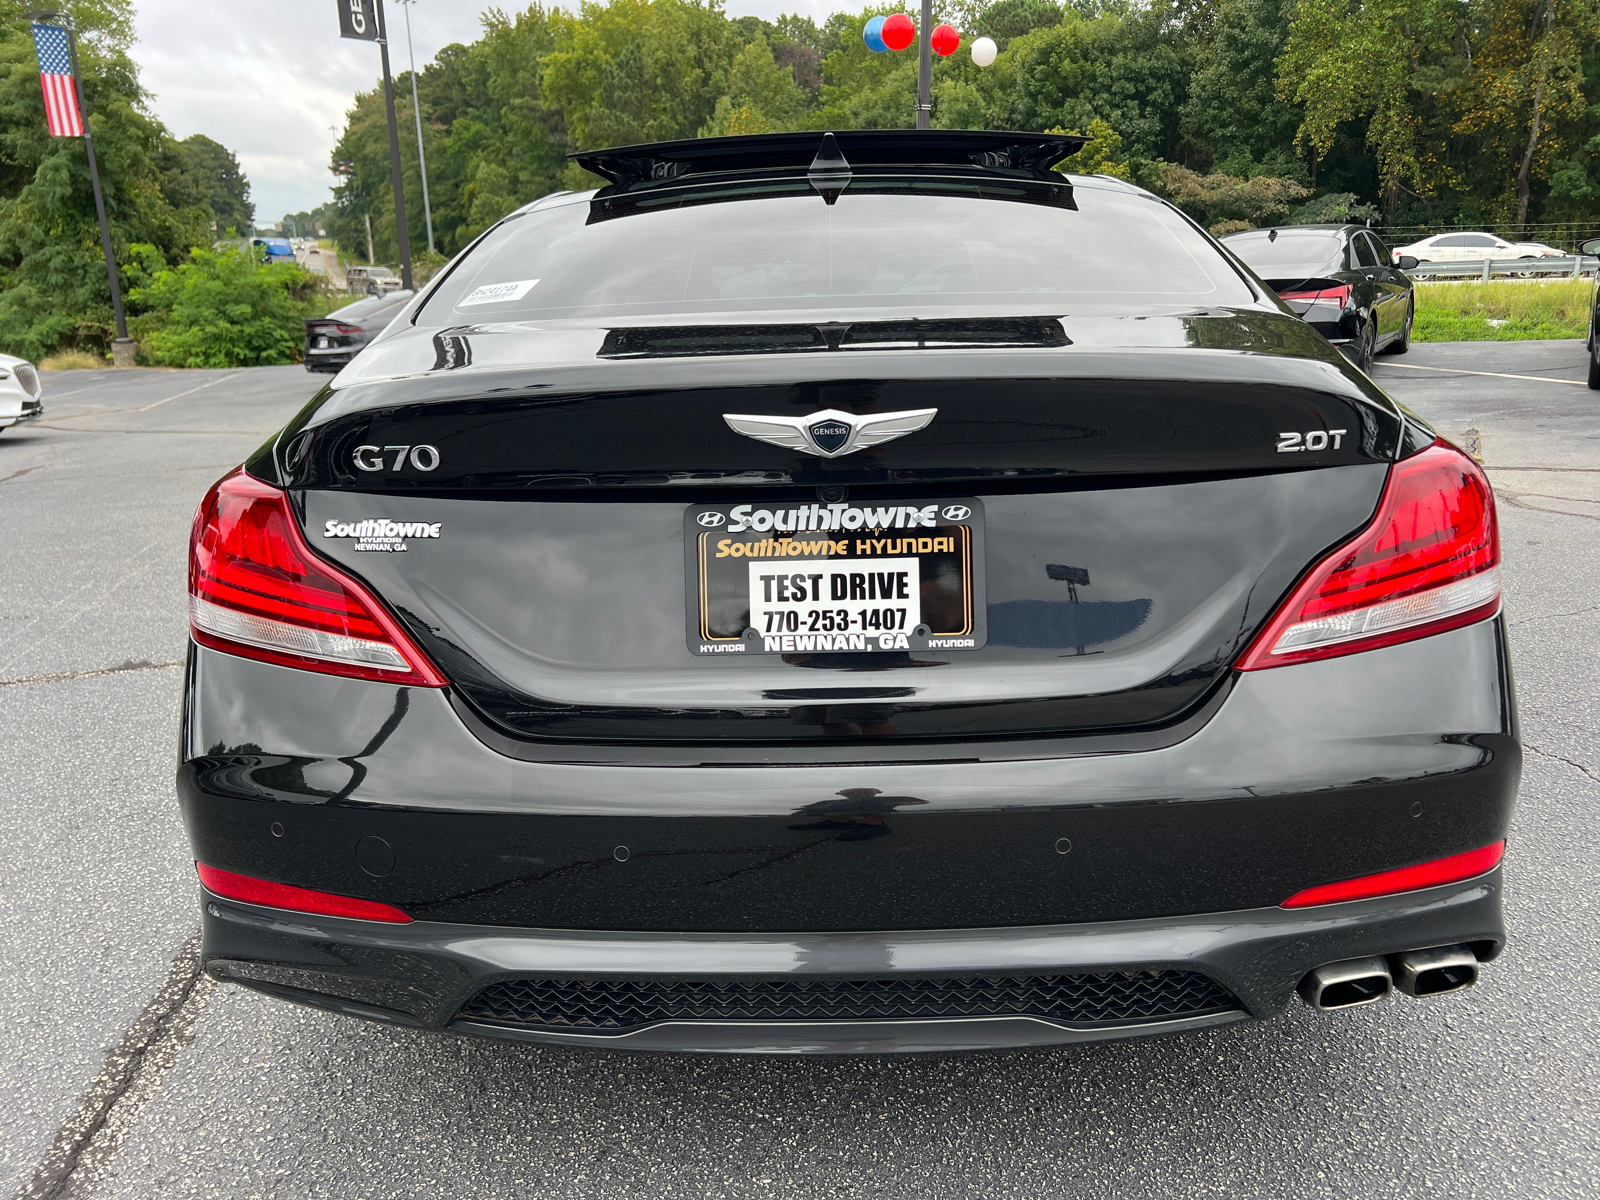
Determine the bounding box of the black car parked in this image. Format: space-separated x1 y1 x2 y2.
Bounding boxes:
1223 225 1418 371
302 291 415 373
1580 237 1600 389
183 132 1515 1055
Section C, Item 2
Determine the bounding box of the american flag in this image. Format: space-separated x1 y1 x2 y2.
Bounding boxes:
32 24 84 138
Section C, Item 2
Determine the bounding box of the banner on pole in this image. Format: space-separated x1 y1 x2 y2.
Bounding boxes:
337 0 382 41
31 24 83 137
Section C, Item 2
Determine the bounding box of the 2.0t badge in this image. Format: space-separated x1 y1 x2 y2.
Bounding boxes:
723 408 937 459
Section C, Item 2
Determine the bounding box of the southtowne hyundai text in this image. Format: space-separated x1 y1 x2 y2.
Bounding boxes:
180 131 1517 1053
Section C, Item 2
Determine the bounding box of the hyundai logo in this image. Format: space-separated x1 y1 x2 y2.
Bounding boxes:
697 511 726 527
941 505 972 521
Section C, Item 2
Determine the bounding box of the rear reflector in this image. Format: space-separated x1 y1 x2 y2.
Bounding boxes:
1237 440 1499 670
1281 842 1505 908
189 468 446 685
197 863 413 923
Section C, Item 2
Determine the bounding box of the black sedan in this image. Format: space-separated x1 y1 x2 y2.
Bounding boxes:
1223 225 1418 370
1580 237 1600 388
182 131 1515 1054
302 291 414 373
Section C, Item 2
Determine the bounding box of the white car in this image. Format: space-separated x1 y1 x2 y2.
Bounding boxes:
0 352 42 433
1393 232 1561 263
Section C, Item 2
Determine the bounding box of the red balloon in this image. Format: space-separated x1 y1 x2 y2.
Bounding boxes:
881 12 915 51
931 23 959 55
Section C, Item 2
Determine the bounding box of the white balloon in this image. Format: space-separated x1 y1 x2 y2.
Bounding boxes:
970 36 997 67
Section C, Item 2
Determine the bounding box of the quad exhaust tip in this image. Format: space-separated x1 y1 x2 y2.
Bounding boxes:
1389 944 1479 996
1298 956 1392 1010
1298 944 1481 1010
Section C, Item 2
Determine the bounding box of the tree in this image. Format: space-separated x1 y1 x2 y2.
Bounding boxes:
1052 117 1134 178
177 134 253 233
1148 161 1311 232
700 36 815 136
1451 0 1600 226
1183 0 1304 176
1277 0 1462 213
542 0 738 151
0 6 227 359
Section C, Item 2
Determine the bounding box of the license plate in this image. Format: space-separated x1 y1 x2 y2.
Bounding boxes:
685 499 985 656
316 337 329 348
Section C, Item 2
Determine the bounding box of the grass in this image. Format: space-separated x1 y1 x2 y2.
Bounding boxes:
1413 278 1593 341
39 349 106 370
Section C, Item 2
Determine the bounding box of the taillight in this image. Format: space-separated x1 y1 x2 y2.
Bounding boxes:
1278 283 1353 307
1281 842 1504 908
189 468 446 685
1237 441 1499 670
309 322 362 335
197 863 413 923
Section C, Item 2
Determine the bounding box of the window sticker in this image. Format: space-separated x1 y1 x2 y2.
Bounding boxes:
458 279 540 306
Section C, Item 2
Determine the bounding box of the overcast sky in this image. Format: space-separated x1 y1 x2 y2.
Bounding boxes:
132 0 848 223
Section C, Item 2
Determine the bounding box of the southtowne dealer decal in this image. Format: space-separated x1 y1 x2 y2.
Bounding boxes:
322 518 442 553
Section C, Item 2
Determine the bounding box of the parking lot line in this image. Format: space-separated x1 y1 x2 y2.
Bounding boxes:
1381 363 1586 386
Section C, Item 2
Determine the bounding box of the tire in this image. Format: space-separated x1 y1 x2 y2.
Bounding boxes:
1588 334 1600 390
1356 318 1377 373
1382 302 1413 355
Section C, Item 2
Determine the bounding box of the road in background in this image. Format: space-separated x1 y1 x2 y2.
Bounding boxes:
1 347 1595 1199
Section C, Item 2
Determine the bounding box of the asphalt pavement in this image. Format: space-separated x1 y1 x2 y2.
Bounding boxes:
1 344 1596 1200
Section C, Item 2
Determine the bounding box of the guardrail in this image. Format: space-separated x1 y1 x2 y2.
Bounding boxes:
1404 256 1598 281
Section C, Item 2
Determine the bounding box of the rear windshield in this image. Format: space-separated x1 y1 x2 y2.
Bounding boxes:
1224 230 1344 275
415 179 1255 325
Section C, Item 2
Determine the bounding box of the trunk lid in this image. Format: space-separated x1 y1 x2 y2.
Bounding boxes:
275 317 1402 744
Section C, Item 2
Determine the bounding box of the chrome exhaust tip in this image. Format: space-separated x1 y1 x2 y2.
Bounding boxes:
1390 944 1479 996
1297 956 1393 1010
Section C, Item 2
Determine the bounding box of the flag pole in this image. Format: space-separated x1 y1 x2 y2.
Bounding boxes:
55 13 132 364
373 0 414 290
916 0 933 129
398 0 434 254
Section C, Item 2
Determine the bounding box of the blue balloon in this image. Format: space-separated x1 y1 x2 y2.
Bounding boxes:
863 15 888 52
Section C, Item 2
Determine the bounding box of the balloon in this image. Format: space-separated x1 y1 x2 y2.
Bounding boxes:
882 12 915 51
970 35 997 67
931 23 960 56
863 15 888 52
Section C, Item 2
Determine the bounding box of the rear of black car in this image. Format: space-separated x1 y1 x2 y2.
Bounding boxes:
180 133 1515 1054
302 292 415 373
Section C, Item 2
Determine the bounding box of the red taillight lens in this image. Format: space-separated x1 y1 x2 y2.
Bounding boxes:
1278 283 1353 307
189 468 446 685
1237 441 1500 670
308 322 362 335
1281 842 1504 908
197 863 413 923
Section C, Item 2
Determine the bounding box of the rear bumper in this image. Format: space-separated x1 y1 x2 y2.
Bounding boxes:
180 615 1519 1051
304 348 356 373
200 870 1504 1053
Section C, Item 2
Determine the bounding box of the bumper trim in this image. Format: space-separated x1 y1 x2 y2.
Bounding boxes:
448 1010 1249 1054
201 868 1504 1053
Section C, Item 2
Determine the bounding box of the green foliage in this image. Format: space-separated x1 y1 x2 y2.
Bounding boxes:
1413 278 1593 339
1051 118 1133 178
1148 162 1312 233
973 0 1064 48
701 35 815 136
0 3 253 361
127 245 319 368
1182 0 1300 172
1289 191 1382 224
967 4 1195 161
177 135 253 233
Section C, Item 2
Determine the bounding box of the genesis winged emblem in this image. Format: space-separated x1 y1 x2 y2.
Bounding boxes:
722 408 937 459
